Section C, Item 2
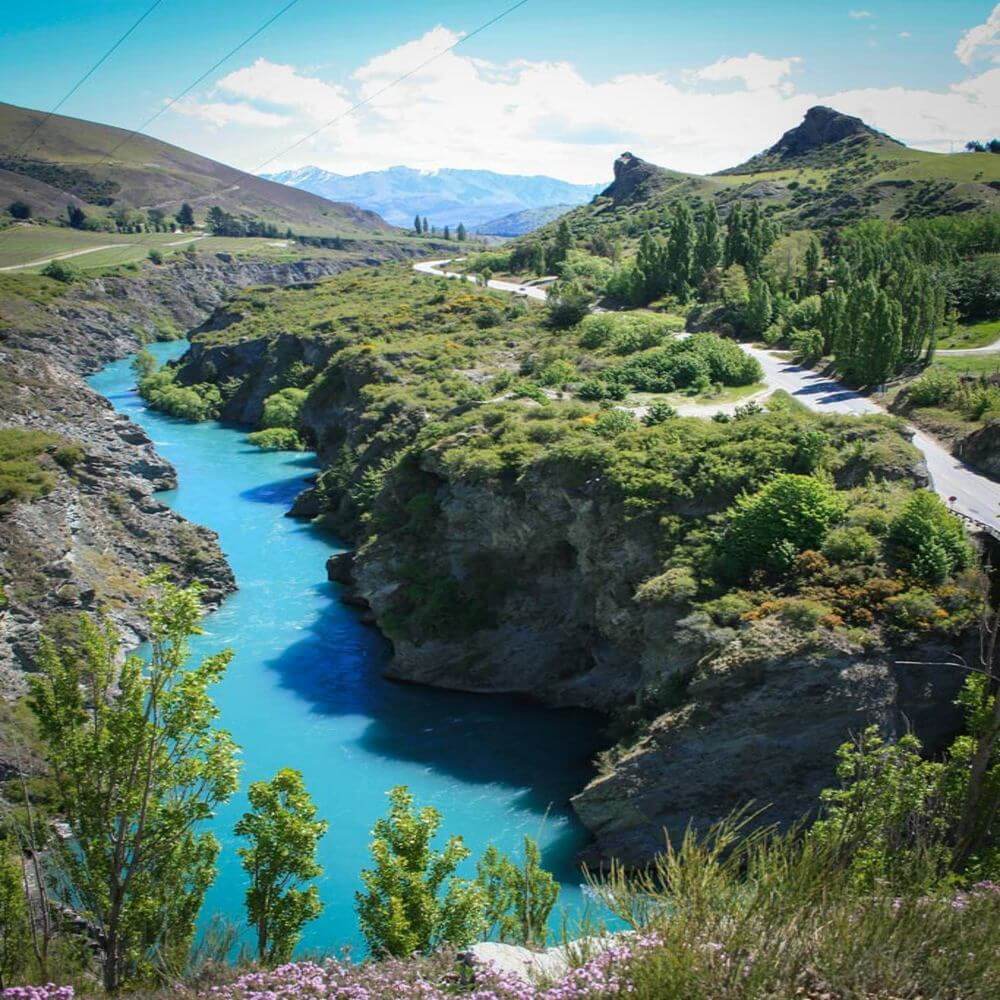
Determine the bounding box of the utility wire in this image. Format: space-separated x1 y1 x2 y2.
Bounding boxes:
252 0 531 174
14 0 166 157
101 0 303 163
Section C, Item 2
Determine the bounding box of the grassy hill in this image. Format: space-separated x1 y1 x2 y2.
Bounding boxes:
0 101 393 235
522 106 1000 251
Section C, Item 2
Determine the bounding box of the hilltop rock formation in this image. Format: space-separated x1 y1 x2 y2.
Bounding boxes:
768 105 896 159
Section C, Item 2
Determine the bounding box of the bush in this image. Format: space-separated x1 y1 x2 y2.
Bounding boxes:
537 359 576 387
247 427 303 451
41 259 75 282
906 368 960 407
888 490 972 584
148 248 164 264
789 327 824 363
821 525 880 564
8 200 31 220
635 567 699 604
724 473 846 578
593 409 637 438
545 279 593 328
261 387 307 429
139 368 222 421
643 402 678 425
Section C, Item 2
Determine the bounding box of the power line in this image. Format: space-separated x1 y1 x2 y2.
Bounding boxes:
252 0 531 174
14 0 166 157
101 0 303 163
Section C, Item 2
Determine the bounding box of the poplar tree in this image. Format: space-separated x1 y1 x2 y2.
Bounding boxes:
456 222 466 241
413 214 422 235
236 769 327 965
694 201 722 285
665 201 695 301
28 578 240 991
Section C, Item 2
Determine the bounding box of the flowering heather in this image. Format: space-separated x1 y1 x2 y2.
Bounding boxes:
1 987 74 1000
205 934 661 999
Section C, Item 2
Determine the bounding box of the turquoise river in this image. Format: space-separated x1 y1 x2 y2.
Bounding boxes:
87 340 605 955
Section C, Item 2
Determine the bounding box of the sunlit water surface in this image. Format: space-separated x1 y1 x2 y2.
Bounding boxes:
87 341 605 954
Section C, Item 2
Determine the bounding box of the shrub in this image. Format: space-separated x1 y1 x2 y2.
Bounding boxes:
906 368 959 407
41 259 75 282
261 387 307 429
643 402 678 425
593 409 637 438
545 279 592 328
7 200 31 219
789 327 825 363
888 491 972 584
822 525 880 564
884 587 944 632
247 427 303 451
148 248 164 265
724 473 846 578
537 358 576 387
776 597 835 631
635 566 699 604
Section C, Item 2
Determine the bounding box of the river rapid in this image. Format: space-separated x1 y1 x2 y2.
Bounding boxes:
87 340 604 954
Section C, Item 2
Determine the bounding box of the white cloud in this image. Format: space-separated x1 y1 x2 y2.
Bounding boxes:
899 31 911 39
691 53 801 91
955 3 1000 64
849 10 873 19
171 99 289 129
217 58 352 120
160 25 1000 182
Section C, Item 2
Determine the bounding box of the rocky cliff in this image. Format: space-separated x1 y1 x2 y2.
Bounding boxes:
156 295 980 865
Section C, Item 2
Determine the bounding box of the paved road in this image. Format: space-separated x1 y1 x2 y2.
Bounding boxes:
413 259 1000 531
414 258 551 301
937 339 1000 356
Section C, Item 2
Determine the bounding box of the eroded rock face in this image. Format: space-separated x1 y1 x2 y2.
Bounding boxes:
957 421 1000 480
0 348 234 696
571 622 967 865
767 106 892 159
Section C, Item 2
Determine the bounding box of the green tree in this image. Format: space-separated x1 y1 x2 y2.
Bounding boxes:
888 491 972 584
443 224 451 240
28 578 240 990
175 203 195 228
545 279 592 328
355 786 484 957
694 201 722 285
131 348 157 381
8 200 31 220
724 473 846 578
456 222 466 242
422 216 429 234
235 769 327 965
0 847 29 989
665 201 695 301
547 219 573 271
804 236 822 292
66 203 87 229
413 214 422 235
744 278 773 337
476 836 559 946
261 387 307 429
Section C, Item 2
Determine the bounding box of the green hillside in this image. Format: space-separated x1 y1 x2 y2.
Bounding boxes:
521 106 1000 253
0 101 393 235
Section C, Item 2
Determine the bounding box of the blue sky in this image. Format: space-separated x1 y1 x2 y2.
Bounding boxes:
2 1 998 181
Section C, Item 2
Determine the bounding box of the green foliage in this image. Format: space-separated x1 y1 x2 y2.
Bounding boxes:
247 427 303 451
28 578 240 990
139 367 222 421
131 348 158 381
724 473 846 578
643 401 678 425
789 327 824 362
147 248 164 265
476 837 559 946
355 786 485 957
40 259 75 283
235 768 327 965
906 367 960 407
0 846 29 989
744 279 773 336
888 491 972 584
0 428 81 507
545 278 592 328
261 387 307 429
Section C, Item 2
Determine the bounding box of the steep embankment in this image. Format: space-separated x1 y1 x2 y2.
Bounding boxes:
0 247 430 699
157 266 982 863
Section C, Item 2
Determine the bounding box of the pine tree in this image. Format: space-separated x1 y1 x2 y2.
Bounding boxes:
443 225 450 240
635 233 669 304
176 202 195 228
547 219 573 271
414 214 422 235
422 217 429 233
456 222 466 241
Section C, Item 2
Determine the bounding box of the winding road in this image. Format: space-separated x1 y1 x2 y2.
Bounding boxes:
414 257 1000 533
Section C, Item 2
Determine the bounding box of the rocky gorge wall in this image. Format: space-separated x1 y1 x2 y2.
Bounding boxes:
164 318 975 865
0 247 429 700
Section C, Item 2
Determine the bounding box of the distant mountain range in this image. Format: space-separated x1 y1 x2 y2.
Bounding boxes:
261 165 605 230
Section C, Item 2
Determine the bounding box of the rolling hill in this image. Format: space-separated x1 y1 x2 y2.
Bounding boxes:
0 101 393 235
520 106 1000 249
262 164 605 230
475 203 576 236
